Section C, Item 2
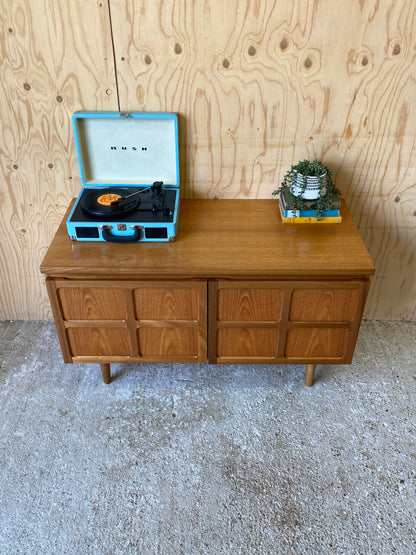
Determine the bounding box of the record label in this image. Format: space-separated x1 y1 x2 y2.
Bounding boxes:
97 193 122 206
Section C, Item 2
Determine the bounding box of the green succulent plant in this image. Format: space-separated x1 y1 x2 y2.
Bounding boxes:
272 159 341 220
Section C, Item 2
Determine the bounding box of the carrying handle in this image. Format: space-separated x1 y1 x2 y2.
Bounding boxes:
101 226 141 243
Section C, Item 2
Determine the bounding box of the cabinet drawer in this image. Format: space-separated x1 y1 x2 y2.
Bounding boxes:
210 280 369 364
48 279 207 363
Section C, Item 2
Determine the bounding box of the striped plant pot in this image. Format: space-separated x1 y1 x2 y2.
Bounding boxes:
291 171 328 200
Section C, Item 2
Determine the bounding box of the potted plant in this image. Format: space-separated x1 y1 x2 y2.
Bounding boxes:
273 159 341 220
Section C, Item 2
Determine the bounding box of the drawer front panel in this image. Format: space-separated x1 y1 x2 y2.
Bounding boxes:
139 328 199 357
217 328 278 358
210 280 369 364
67 327 131 356
286 328 350 359
59 288 127 320
218 288 283 321
51 280 207 363
134 287 199 320
290 289 359 322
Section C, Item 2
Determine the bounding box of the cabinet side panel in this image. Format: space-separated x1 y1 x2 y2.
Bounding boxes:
45 279 73 362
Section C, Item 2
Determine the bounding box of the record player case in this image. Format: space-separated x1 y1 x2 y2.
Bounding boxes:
41 199 375 386
67 111 180 242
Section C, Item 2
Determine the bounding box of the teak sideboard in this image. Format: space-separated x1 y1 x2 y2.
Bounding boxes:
40 199 375 386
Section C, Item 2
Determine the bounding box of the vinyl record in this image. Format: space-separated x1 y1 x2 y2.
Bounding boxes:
81 188 141 217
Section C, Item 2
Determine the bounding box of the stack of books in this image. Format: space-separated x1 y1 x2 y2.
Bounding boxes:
278 188 342 224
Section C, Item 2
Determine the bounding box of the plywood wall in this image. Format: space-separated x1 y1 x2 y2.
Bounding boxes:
1 0 415 320
0 0 118 319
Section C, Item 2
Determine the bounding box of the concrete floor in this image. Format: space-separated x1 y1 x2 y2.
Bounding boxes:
0 319 415 554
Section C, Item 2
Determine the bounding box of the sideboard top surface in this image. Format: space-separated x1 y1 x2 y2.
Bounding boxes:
40 199 375 279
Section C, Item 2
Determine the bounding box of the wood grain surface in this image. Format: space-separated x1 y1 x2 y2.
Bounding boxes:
1 0 415 320
110 0 416 320
40 199 375 279
0 0 117 319
48 278 208 363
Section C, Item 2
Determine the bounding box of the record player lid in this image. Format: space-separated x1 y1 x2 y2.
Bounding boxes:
72 111 179 188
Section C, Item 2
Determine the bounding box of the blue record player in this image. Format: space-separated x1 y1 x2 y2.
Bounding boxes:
67 111 180 242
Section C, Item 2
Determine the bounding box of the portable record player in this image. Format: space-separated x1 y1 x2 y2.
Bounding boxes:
67 111 180 242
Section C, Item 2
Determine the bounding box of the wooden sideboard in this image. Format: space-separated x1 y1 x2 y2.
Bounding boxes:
40 199 375 385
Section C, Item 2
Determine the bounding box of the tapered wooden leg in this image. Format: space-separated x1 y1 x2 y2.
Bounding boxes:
305 364 316 387
100 363 111 384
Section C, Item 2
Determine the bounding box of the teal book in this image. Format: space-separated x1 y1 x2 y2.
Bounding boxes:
280 188 340 218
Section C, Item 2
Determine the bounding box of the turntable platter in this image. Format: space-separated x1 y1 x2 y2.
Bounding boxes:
81 188 141 218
